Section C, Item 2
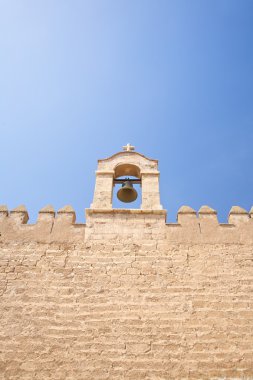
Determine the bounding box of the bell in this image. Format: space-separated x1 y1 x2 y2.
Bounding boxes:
117 180 138 203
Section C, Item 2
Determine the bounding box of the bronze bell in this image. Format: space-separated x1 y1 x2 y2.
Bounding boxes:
117 180 138 203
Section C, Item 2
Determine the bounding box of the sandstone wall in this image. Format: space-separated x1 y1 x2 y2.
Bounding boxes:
0 205 253 379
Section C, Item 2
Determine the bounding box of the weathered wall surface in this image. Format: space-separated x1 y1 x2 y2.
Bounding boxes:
0 205 253 379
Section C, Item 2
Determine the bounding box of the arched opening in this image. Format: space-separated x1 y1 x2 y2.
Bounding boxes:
114 163 141 179
112 164 141 209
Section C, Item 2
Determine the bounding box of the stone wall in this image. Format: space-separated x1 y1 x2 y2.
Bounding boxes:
0 204 253 379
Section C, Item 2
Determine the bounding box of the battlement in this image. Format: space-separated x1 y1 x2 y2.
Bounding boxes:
1 204 252 244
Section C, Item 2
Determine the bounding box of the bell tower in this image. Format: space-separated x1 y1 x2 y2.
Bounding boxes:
89 144 163 210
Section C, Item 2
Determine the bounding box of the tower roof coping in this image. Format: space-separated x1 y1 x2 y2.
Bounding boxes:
97 150 158 163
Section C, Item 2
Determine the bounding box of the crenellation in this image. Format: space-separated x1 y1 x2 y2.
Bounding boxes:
10 205 29 224
0 204 253 245
177 206 198 228
198 205 217 215
37 205 55 223
38 204 55 215
228 205 250 225
0 204 8 217
57 205 76 223
198 206 219 236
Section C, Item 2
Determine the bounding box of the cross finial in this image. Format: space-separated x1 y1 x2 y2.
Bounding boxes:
123 143 135 152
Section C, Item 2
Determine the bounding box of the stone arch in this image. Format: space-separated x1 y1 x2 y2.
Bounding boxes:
114 163 141 179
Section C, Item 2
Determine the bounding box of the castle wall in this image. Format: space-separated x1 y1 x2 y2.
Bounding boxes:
0 206 253 379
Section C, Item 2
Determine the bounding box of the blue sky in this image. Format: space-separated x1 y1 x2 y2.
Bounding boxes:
0 0 252 223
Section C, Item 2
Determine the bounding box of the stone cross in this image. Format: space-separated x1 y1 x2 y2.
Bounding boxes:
123 143 135 152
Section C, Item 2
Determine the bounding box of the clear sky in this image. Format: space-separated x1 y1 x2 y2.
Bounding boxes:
0 0 252 223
